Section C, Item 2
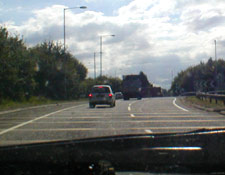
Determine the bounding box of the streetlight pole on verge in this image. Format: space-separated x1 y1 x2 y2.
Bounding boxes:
63 6 87 99
99 34 115 77
215 40 217 60
94 52 96 79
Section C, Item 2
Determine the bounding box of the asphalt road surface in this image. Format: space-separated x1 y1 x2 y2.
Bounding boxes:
0 97 225 146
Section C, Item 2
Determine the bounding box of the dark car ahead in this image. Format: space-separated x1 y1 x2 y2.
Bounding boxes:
88 85 116 108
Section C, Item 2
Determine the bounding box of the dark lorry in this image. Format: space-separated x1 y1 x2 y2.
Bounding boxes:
122 74 142 100
122 73 163 100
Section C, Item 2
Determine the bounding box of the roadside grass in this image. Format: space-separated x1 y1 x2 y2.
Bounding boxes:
185 96 225 109
0 96 87 111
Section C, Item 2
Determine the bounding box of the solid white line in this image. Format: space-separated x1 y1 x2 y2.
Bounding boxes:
173 98 189 112
0 104 85 136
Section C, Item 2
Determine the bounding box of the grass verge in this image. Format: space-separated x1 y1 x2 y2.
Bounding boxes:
184 96 225 109
0 96 87 111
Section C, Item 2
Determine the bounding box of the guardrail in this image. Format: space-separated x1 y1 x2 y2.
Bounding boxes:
180 92 196 96
207 91 225 95
196 92 225 105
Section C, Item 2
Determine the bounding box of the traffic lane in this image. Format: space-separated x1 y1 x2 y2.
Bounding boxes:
1 99 175 142
129 97 225 133
17 117 225 129
1 97 225 146
0 100 139 144
129 97 186 113
129 97 223 118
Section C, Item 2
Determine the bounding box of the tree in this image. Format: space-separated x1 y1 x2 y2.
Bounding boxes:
30 41 87 99
170 58 225 95
0 27 36 102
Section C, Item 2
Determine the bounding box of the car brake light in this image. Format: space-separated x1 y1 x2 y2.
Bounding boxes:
88 94 93 98
109 93 112 97
98 86 103 88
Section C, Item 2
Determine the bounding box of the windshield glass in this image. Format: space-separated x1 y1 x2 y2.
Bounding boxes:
0 0 225 148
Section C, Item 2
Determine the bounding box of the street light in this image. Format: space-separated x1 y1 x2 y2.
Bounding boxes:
63 6 87 99
94 52 97 79
214 40 217 60
63 6 87 51
99 34 115 77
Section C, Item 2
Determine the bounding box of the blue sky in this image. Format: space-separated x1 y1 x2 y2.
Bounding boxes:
1 0 225 89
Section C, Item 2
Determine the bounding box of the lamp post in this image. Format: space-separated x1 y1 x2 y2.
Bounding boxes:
214 40 217 60
94 52 97 79
99 34 115 77
63 6 87 99
63 6 87 51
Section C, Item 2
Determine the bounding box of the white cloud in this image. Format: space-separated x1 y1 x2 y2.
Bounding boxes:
2 0 225 89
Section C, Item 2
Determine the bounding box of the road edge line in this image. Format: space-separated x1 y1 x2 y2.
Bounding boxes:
173 98 189 112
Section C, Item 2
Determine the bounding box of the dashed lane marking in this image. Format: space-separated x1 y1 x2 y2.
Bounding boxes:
128 100 140 112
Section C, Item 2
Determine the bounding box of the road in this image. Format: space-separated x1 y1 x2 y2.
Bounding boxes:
0 97 225 146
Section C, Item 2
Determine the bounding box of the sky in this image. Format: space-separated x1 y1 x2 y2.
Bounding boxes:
1 0 225 89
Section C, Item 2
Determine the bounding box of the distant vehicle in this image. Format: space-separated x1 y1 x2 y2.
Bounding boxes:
88 85 116 108
122 75 142 100
115 92 123 99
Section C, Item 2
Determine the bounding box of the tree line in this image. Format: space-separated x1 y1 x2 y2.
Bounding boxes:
170 58 225 95
0 27 122 103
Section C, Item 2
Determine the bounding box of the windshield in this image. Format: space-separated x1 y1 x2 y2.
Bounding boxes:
1 0 225 148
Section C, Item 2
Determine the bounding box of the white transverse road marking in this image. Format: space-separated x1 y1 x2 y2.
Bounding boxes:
145 129 153 133
130 114 135 118
0 104 86 136
173 98 189 112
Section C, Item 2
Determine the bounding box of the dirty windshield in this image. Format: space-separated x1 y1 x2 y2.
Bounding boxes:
1 0 225 147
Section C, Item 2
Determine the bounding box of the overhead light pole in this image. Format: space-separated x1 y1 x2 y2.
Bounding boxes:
214 40 217 60
63 6 87 51
63 6 87 99
99 34 115 77
94 52 97 79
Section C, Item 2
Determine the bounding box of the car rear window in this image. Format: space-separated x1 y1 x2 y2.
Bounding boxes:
91 87 110 93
